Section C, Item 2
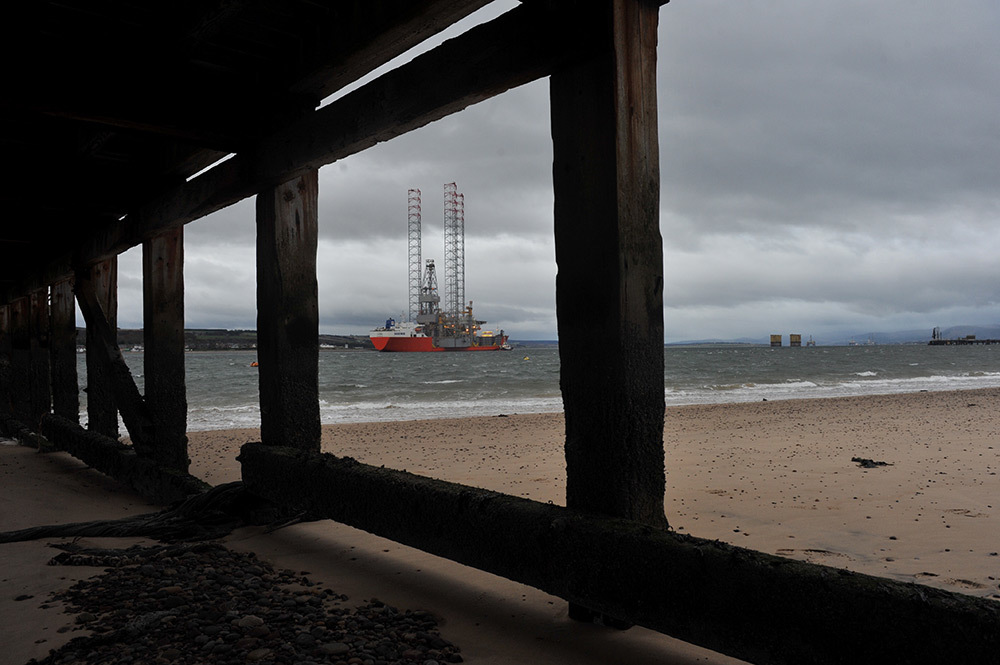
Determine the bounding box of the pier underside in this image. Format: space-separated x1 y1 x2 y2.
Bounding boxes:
2 2 998 664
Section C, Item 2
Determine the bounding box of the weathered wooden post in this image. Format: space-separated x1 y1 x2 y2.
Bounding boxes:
50 279 79 423
551 0 665 525
9 297 32 424
28 288 52 426
75 260 157 454
77 259 119 438
0 303 12 416
143 227 189 471
255 170 321 452
551 0 665 620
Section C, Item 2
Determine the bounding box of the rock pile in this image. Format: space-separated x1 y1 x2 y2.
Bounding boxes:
30 542 463 665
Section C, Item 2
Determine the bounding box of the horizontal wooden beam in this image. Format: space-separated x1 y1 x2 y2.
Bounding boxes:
12 1 594 299
239 443 1000 665
6 2 495 152
40 414 209 504
289 0 496 100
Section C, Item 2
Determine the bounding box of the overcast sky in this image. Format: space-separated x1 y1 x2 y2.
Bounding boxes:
111 0 1000 343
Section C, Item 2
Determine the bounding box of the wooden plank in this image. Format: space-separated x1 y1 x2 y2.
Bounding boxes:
50 279 79 423
21 0 597 295
78 259 119 439
255 171 320 452
290 0 495 99
240 443 1000 665
10 1 496 153
76 262 156 454
28 288 52 425
143 228 189 472
551 0 665 526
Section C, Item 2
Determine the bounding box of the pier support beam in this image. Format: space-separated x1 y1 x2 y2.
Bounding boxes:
255 170 320 452
78 258 119 438
550 0 665 526
0 304 12 416
41 414 208 503
76 260 157 453
50 279 79 423
143 227 189 472
9 297 31 424
28 288 52 426
240 443 1000 665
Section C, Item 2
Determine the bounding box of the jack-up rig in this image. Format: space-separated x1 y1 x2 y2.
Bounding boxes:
369 183 509 352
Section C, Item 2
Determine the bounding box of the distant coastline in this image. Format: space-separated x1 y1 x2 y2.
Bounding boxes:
87 322 1000 352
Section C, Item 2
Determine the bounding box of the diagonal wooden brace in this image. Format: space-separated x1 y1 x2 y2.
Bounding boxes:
74 267 156 455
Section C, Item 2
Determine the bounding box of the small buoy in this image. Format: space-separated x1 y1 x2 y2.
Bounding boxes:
523 356 530 361
250 361 259 367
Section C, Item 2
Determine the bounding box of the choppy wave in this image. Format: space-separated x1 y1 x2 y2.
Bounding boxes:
667 371 1000 408
78 345 1000 431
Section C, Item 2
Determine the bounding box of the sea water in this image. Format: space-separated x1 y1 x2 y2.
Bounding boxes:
81 344 1000 431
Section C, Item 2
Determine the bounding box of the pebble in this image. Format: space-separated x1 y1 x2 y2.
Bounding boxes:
234 615 263 629
319 641 350 656
29 542 463 665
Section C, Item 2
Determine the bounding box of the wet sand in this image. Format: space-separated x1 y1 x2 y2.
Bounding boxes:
4 387 999 663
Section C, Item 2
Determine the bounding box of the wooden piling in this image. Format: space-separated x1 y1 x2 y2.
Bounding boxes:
255 170 321 452
9 297 31 424
28 289 52 426
50 279 79 423
0 303 12 416
143 228 189 472
76 260 157 454
551 0 665 527
78 258 119 438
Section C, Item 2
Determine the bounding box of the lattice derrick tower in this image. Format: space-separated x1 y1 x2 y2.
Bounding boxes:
442 182 466 316
455 191 465 315
407 188 422 322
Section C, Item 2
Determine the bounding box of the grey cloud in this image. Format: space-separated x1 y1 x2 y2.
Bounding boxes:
110 1 1000 343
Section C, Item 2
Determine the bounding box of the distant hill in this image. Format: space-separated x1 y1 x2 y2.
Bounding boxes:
666 338 761 347
937 324 1000 341
509 339 558 349
824 325 1000 346
83 324 1000 351
80 328 374 351
669 325 1000 347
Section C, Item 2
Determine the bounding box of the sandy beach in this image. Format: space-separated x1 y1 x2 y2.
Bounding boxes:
4 387 999 663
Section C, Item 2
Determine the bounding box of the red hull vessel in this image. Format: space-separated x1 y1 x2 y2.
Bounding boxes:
369 319 508 352
371 186 510 352
370 336 506 352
